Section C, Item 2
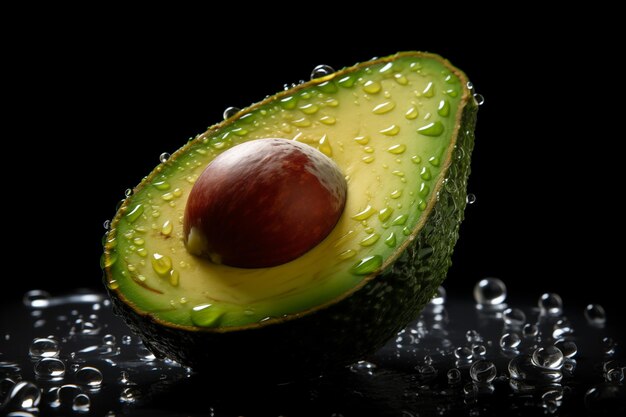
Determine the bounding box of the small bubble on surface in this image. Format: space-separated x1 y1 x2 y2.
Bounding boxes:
222 106 240 120
76 366 103 388
539 293 563 316
34 357 65 378
532 346 564 369
585 304 606 326
29 338 60 358
470 360 496 383
473 278 507 306
500 333 522 350
72 393 91 412
503 308 526 326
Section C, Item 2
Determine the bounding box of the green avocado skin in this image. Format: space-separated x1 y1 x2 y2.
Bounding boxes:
107 98 477 380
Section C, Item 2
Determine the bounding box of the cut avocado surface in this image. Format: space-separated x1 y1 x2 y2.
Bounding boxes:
104 52 477 375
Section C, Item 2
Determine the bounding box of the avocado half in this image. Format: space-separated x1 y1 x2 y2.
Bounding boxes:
103 52 478 379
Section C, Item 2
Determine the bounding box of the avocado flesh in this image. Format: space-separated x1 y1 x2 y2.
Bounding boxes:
104 52 476 372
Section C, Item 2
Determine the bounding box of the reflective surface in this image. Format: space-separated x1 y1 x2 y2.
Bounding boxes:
1 288 624 416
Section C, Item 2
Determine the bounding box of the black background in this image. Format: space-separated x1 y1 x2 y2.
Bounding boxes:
6 23 623 325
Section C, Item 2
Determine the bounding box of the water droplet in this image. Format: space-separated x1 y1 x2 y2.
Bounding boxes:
465 329 482 343
418 365 437 379
447 368 462 385
34 357 65 378
120 387 141 403
359 233 380 247
349 360 377 375
23 290 51 308
372 101 395 114
417 121 444 137
386 144 406 154
137 344 157 362
454 346 473 361
124 188 133 198
310 64 335 79
500 333 522 350
318 134 333 157
437 99 450 117
552 319 573 339
75 366 103 388
362 80 382 94
102 334 116 346
190 304 224 328
466 193 476 204
7 381 41 409
554 340 577 358
470 360 496 383
473 278 507 306
473 93 485 106
522 323 539 338
350 255 382 275
223 106 240 120
532 346 564 369
602 337 617 356
606 367 625 383
103 219 111 230
72 393 91 412
121 335 132 345
405 106 418 120
159 152 170 163
473 344 487 357
380 124 400 136
429 286 446 305
463 383 478 396
585 303 606 325
508 354 563 383
29 338 60 358
539 293 563 316
503 308 526 325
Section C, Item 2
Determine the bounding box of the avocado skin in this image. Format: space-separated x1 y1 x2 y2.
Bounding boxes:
106 97 477 380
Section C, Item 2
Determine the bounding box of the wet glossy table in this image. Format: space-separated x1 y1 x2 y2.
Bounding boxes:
1 289 624 416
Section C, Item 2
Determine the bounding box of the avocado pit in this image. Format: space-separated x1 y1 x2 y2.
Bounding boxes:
183 138 348 268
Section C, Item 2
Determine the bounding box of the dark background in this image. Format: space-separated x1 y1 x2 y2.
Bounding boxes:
7 24 622 322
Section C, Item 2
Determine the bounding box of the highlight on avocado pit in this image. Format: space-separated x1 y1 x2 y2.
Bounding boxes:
102 51 479 377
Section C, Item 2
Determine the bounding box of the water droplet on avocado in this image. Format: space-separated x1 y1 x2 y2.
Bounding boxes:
362 80 382 94
352 205 375 220
318 135 333 157
103 220 111 230
473 93 485 106
291 117 312 127
125 204 144 223
159 153 170 163
428 157 440 167
417 121 444 137
300 103 320 115
405 106 418 120
320 115 336 125
390 190 403 199
152 253 173 277
378 207 393 222
350 255 382 275
394 73 408 85
382 232 396 247
191 304 224 327
338 249 357 260
153 180 170 191
420 167 432 180
362 155 375 164
310 64 335 79
372 101 395 114
391 214 408 226
422 82 435 97
359 233 380 247
223 106 240 120
380 124 400 136
161 220 173 236
387 144 406 154
466 193 476 204
437 100 450 117
338 74 356 88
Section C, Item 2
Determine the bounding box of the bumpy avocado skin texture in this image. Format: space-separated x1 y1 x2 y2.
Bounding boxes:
105 52 477 379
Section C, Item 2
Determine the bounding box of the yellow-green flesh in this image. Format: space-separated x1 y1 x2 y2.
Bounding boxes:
104 54 466 328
